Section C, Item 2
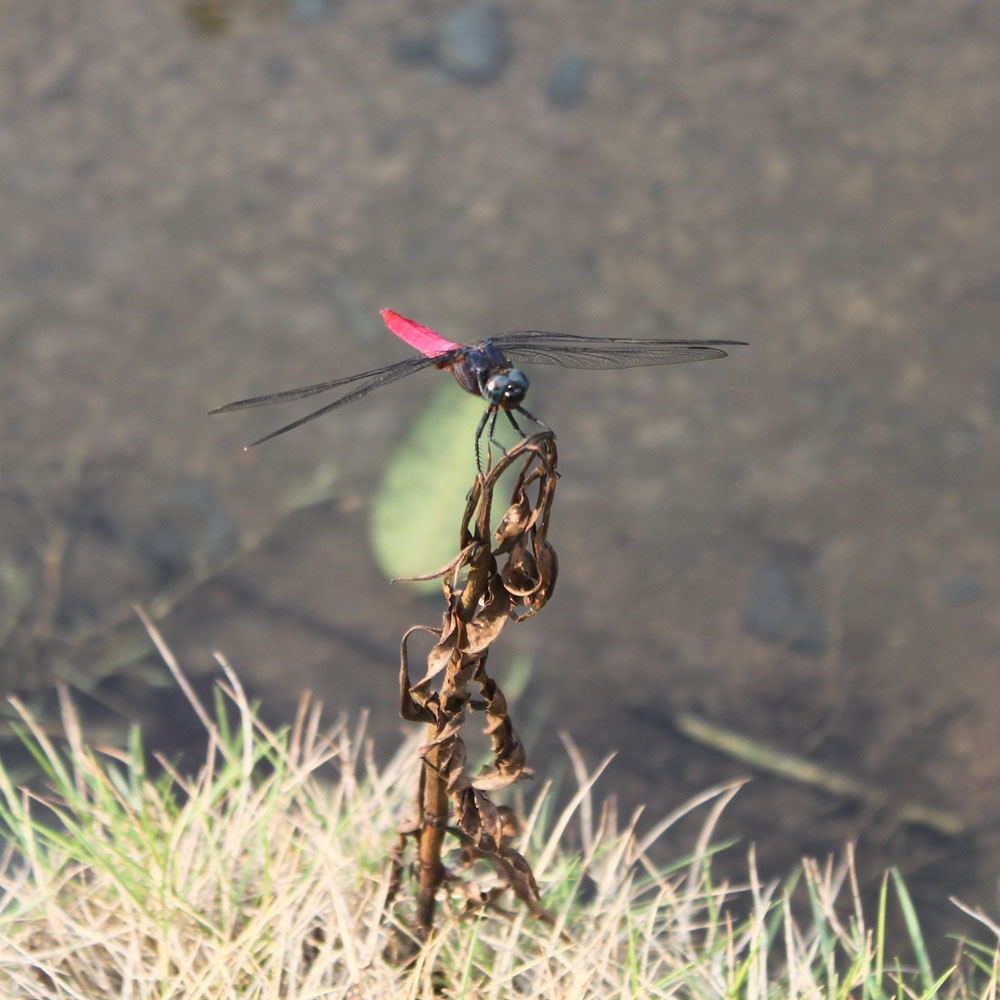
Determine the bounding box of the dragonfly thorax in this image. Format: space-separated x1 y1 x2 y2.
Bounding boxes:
483 368 529 409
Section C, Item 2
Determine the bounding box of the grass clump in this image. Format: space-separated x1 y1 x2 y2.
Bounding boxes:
0 660 997 999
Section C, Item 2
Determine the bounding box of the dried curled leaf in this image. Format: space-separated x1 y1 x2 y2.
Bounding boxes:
463 574 511 650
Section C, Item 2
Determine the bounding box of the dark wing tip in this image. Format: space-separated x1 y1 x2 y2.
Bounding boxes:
245 426 288 448
696 340 749 359
209 399 256 414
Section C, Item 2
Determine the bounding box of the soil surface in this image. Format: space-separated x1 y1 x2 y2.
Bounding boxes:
2 0 999 960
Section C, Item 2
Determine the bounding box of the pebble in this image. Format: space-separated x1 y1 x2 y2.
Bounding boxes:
287 0 336 24
941 574 983 604
743 558 827 657
546 54 589 109
434 2 511 82
145 480 237 583
263 53 294 86
393 33 437 67
921 416 980 487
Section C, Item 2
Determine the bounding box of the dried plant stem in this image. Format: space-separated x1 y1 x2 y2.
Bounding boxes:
416 738 449 932
392 432 559 945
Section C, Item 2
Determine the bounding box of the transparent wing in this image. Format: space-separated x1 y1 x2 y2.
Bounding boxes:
208 353 446 447
208 355 442 412
490 331 747 369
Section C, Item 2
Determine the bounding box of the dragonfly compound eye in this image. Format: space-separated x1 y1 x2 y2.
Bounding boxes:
502 369 529 406
483 373 511 405
483 370 529 407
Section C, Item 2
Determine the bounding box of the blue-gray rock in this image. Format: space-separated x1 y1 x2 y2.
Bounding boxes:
546 54 589 108
743 558 827 657
941 574 983 604
920 416 980 487
263 53 294 86
288 0 336 24
435 2 511 82
393 33 437 66
145 480 237 583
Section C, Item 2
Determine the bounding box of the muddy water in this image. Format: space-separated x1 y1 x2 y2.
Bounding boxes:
2 0 999 959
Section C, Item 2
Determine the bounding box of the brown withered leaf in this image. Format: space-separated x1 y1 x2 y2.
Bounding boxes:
456 884 514 921
419 714 467 754
501 537 540 597
398 624 439 723
412 632 457 689
470 761 525 792
497 805 519 841
453 787 480 841
473 789 506 845
469 671 529 789
515 540 558 619
497 845 556 928
448 827 558 929
494 494 534 552
390 540 481 584
440 736 468 787
451 784 506 848
462 575 511 654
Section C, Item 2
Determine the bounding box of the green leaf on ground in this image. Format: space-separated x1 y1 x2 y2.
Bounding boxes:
369 385 496 591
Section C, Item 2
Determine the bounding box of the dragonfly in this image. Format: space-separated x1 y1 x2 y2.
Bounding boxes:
210 308 747 466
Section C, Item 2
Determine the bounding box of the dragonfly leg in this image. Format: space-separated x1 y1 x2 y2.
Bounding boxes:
504 409 528 439
485 407 503 468
512 405 558 476
513 405 546 430
473 405 495 475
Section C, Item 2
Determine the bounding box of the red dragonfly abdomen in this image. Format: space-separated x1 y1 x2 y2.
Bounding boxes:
380 308 461 357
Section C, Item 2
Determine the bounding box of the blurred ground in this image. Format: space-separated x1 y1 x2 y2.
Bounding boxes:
1 0 998 957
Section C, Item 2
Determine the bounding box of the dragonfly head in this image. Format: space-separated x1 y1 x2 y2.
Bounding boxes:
483 369 529 409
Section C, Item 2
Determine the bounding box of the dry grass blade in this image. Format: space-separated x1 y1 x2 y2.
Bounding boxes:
0 644 997 997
